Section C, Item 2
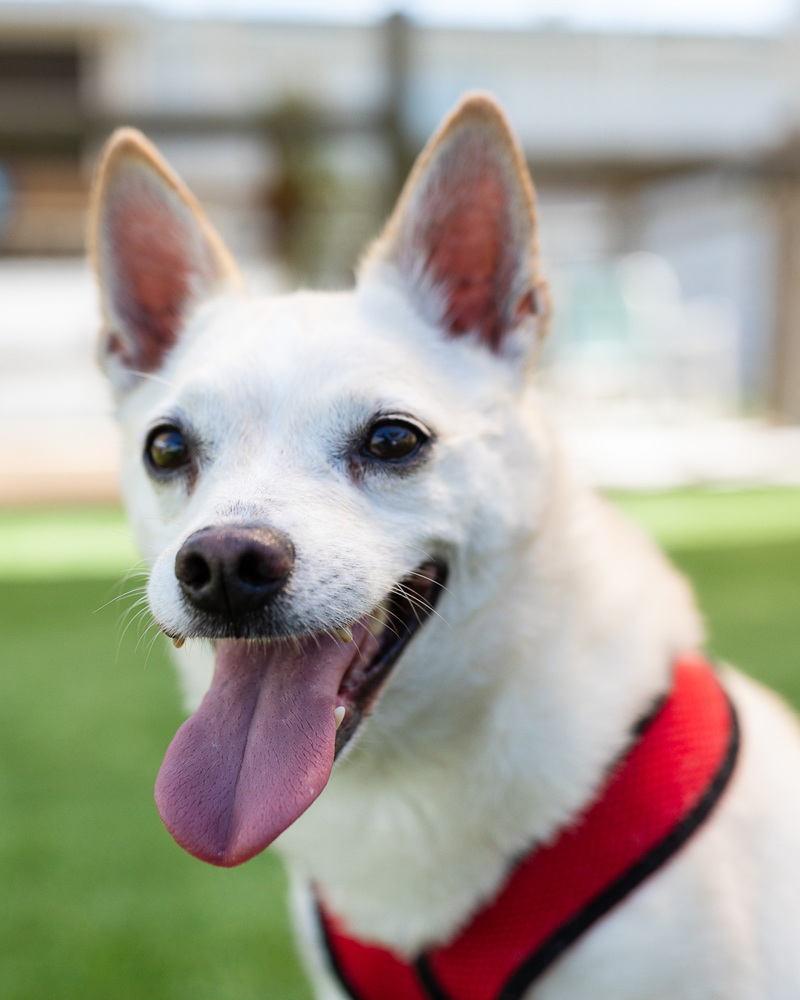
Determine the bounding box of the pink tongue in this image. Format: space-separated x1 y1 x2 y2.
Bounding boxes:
155 630 373 867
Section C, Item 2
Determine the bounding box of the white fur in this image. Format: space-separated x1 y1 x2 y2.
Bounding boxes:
95 98 800 998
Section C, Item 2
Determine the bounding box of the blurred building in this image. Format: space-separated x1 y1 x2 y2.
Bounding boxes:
3 2 800 504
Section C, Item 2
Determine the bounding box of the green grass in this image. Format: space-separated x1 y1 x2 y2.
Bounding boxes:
0 577 312 1000
0 506 138 580
673 542 800 709
612 487 800 551
1 491 800 999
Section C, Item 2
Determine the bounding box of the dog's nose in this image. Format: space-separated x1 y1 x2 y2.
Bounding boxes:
175 525 295 618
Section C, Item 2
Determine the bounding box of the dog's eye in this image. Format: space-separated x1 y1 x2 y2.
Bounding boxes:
363 420 426 463
145 426 191 473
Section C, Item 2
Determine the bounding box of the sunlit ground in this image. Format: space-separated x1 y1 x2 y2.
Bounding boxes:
2 491 800 1000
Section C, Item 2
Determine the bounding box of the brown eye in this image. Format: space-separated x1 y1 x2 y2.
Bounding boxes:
145 426 191 473
364 421 425 462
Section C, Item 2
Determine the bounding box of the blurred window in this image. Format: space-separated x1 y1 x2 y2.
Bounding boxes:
0 47 80 116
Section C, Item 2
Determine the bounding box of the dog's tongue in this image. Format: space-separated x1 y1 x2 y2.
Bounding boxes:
155 630 372 867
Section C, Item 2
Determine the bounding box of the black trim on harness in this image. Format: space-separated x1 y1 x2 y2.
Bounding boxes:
318 693 740 1000
496 694 740 1000
319 915 369 1000
415 955 453 1000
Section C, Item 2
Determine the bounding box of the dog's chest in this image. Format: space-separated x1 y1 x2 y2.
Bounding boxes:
309 657 739 1000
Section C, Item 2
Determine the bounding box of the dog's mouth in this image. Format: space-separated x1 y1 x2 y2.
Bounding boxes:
154 560 446 867
333 561 447 752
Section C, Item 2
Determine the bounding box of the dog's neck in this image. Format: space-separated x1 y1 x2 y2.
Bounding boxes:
275 472 703 955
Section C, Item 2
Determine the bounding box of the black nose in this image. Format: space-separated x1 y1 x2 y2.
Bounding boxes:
174 525 295 618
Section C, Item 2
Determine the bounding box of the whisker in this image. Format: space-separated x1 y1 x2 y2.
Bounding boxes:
115 603 153 663
141 621 165 665
128 369 177 390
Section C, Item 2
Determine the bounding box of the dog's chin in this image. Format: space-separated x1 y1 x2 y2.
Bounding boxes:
154 560 447 867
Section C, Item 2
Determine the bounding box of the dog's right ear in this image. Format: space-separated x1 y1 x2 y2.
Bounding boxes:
89 129 243 392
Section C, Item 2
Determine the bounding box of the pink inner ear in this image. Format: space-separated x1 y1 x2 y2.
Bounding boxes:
104 181 201 373
416 148 526 351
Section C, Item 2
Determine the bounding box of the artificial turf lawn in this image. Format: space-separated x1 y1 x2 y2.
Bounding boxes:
1 493 800 999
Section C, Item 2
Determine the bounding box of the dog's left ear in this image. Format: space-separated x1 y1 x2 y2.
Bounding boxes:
359 93 550 357
89 128 243 392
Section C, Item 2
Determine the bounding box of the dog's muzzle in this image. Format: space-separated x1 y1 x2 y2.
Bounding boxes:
157 526 446 867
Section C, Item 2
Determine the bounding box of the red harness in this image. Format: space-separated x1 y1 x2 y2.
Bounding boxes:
317 655 739 1000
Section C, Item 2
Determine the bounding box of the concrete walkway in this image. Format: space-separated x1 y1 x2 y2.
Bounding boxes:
2 258 800 506
0 259 118 506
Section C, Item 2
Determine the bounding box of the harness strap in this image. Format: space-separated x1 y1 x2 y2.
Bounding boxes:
318 655 740 1000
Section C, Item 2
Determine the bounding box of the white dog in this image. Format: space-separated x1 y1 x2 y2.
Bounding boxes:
91 95 800 999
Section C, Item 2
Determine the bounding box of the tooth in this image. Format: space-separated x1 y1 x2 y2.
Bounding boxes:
334 626 354 643
172 637 185 649
334 706 346 730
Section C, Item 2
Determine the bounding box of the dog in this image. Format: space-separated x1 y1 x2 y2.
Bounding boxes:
90 94 800 999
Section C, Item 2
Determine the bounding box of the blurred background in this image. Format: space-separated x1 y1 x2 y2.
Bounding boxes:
2 2 800 999
6 0 800 498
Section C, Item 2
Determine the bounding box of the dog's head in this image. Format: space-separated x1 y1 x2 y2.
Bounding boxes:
91 94 551 866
